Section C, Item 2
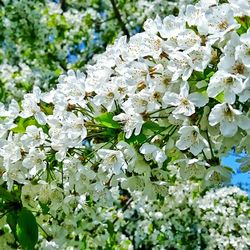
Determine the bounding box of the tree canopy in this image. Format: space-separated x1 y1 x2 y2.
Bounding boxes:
0 0 249 249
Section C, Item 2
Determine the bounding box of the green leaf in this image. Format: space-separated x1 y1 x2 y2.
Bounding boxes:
0 186 15 202
107 220 114 236
11 117 39 133
16 207 38 250
235 16 250 35
237 156 250 173
7 212 18 240
125 133 147 145
214 92 224 103
117 132 125 142
39 202 50 215
142 121 165 133
95 113 120 129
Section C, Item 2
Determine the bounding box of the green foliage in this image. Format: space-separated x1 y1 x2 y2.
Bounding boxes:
95 112 120 129
16 207 38 250
236 16 250 35
11 117 39 133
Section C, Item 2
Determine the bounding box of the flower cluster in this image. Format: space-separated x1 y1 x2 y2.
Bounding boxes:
0 0 189 102
0 0 250 249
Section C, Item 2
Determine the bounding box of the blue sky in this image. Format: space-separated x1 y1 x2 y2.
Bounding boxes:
222 152 250 195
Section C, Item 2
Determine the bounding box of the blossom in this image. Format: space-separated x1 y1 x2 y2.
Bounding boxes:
97 149 127 175
204 4 240 37
0 0 249 248
140 143 167 166
22 148 46 177
162 82 208 117
235 28 250 67
176 126 208 155
20 125 47 150
19 87 47 125
207 70 245 104
208 103 250 137
113 112 144 138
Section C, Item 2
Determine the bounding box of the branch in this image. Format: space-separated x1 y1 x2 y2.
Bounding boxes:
109 0 130 37
60 0 67 12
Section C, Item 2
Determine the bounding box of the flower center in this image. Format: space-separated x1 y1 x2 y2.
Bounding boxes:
223 106 234 122
181 98 189 106
223 76 234 85
218 21 228 30
232 62 245 75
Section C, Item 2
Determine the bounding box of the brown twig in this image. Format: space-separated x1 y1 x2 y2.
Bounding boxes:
109 0 130 37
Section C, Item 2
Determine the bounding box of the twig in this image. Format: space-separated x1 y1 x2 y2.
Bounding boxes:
60 0 67 12
205 130 215 159
109 0 130 37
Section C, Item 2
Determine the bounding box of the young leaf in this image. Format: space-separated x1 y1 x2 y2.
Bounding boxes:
11 117 39 134
95 113 120 129
16 207 38 250
7 212 18 240
142 121 165 133
0 186 15 201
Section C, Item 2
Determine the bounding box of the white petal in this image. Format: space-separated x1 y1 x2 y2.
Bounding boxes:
176 136 192 150
220 120 238 137
224 89 236 104
208 104 224 125
189 93 208 107
207 82 223 98
237 115 250 130
162 92 180 106
190 143 203 156
179 82 190 97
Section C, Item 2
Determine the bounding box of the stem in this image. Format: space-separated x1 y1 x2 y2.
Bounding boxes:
202 150 208 162
113 197 133 224
37 223 51 238
109 0 130 37
205 130 215 159
60 0 67 12
168 125 178 136
149 106 173 116
84 137 116 162
151 116 170 119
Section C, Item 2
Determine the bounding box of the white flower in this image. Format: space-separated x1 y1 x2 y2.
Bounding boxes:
97 149 127 175
113 112 144 138
162 82 208 117
235 28 250 67
57 69 86 107
189 46 212 72
21 125 47 150
179 159 207 179
208 103 250 137
176 29 201 53
140 143 167 166
0 134 22 168
122 33 163 61
122 91 151 113
207 70 245 104
204 4 240 37
167 51 193 81
185 5 207 32
19 88 47 125
176 126 208 155
228 0 250 17
204 166 232 185
22 148 46 176
92 84 119 112
159 15 185 39
116 141 137 170
21 184 40 207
